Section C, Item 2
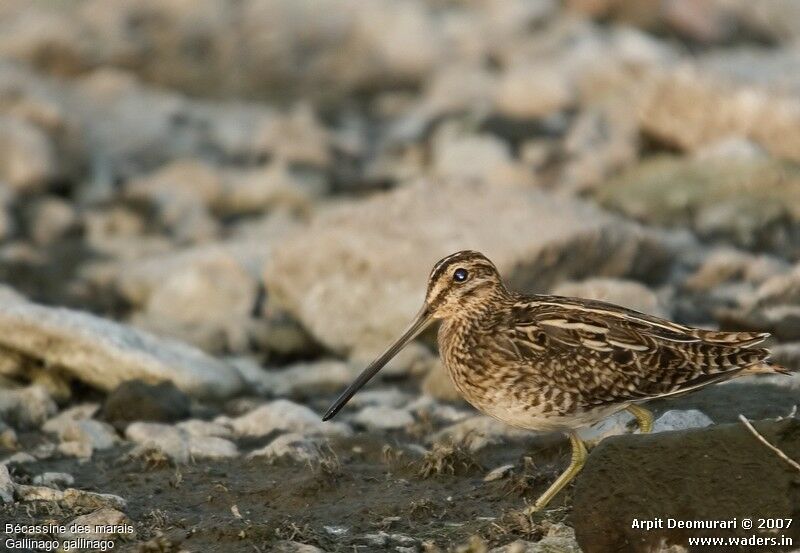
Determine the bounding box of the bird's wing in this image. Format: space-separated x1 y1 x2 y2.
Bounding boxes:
502 295 770 407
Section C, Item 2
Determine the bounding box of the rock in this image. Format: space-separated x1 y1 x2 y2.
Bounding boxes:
55 420 119 458
720 263 800 340
351 406 414 431
552 278 668 318
346 388 412 410
639 67 800 162
652 409 714 433
349 341 435 379
0 0 444 104
483 463 515 482
32 472 75 488
431 415 529 452
25 197 78 246
125 422 189 463
266 180 672 354
273 541 326 553
176 419 232 439
239 360 359 400
0 452 36 465
218 161 325 216
101 380 191 427
15 485 126 510
431 127 531 188
0 385 57 429
111 237 272 353
0 463 14 503
247 433 320 464
0 420 18 449
60 508 133 540
595 156 800 257
0 296 243 399
683 248 787 293
572 420 800 552
494 63 575 119
559 104 639 192
42 403 100 433
0 114 56 192
490 524 580 552
126 422 238 463
123 159 221 243
187 434 239 460
227 400 351 438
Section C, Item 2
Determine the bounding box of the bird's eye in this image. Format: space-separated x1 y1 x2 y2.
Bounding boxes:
453 268 469 283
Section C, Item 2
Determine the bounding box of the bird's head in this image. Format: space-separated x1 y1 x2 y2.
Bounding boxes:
322 250 504 421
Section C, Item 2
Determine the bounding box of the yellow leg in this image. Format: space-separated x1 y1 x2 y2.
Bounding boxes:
627 404 654 434
525 432 587 514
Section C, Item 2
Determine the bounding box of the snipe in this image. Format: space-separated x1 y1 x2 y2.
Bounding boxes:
323 250 790 512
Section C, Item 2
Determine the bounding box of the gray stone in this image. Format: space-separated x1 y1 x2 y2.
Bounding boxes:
227 400 351 438
15 485 126 510
101 380 191 427
266 180 671 354
0 296 242 399
0 385 57 430
652 409 714 433
176 419 232 439
126 422 238 463
0 463 14 503
239 360 359 400
32 472 75 488
721 262 800 340
42 404 100 434
351 406 414 431
0 452 36 466
55 420 119 458
639 67 800 162
483 464 515 482
247 433 320 464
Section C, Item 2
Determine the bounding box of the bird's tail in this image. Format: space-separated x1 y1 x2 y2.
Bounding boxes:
742 361 794 376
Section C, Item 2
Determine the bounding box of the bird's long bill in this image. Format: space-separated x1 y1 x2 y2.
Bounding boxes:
322 307 433 421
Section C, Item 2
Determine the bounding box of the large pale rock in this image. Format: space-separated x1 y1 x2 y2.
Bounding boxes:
596 156 800 257
0 297 242 399
266 180 670 354
639 67 800 162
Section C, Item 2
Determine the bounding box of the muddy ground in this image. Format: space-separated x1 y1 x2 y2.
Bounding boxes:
3 382 798 553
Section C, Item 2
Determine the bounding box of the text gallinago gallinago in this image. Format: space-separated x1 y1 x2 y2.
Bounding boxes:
323 250 790 512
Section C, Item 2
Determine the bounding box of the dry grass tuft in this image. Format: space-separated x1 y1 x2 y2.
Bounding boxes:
417 443 483 478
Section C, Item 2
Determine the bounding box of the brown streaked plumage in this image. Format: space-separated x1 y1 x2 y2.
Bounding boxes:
323 250 791 512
